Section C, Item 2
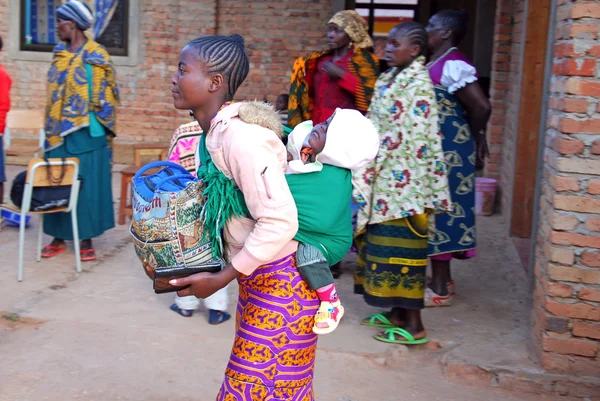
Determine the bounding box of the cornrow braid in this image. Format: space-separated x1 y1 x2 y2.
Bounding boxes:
186 34 250 101
436 9 469 45
392 21 428 57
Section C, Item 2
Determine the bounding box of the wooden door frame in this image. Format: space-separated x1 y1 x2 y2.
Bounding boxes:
510 0 552 238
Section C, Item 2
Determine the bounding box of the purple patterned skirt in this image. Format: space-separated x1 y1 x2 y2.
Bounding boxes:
216 254 319 401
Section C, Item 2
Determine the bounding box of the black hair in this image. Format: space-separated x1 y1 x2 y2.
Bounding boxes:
436 9 469 45
391 21 428 57
0 36 3 52
277 93 289 101
186 34 250 101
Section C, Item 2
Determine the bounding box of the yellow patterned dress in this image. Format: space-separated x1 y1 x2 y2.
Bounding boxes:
216 254 319 401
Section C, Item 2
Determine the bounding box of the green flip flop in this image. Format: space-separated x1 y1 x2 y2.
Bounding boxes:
361 312 395 328
374 327 429 345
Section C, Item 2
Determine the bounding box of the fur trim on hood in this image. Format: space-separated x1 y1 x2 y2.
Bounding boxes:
238 101 283 138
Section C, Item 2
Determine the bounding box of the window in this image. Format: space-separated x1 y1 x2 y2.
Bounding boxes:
20 0 128 56
355 0 419 60
355 0 419 36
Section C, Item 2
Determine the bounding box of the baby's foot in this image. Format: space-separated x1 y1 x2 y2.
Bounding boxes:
313 300 344 335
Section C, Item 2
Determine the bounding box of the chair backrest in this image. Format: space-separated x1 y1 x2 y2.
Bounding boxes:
4 109 46 153
134 143 168 167
26 158 79 187
20 158 80 213
7 110 45 130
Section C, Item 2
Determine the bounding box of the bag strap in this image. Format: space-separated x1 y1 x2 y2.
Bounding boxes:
133 160 190 182
43 156 67 186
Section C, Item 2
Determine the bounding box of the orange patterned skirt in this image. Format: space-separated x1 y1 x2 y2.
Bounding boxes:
216 254 319 401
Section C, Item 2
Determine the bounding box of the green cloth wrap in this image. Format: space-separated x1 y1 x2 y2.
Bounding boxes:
197 133 248 260
286 165 353 266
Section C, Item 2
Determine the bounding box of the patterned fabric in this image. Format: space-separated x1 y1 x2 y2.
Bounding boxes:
428 86 476 256
288 48 379 128
45 39 119 151
354 215 428 309
353 57 451 236
329 10 373 49
56 0 94 30
168 121 203 176
217 254 319 401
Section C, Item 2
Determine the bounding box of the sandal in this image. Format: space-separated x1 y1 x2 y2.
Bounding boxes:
170 303 193 317
374 327 428 345
41 245 67 258
361 312 396 328
426 277 456 295
208 310 231 325
80 249 97 261
313 300 344 335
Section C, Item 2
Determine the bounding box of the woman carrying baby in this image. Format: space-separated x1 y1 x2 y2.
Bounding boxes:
354 22 451 345
166 35 316 400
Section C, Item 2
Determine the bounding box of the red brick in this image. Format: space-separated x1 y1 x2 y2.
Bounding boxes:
541 353 600 377
588 180 600 195
553 59 596 76
592 140 600 154
552 231 600 248
581 251 600 267
572 322 600 340
554 43 584 58
548 265 600 284
553 195 600 213
548 282 574 298
579 287 600 302
562 98 589 113
571 2 600 19
543 336 599 357
568 23 599 39
552 138 585 154
559 118 600 134
584 217 600 232
551 175 580 191
548 246 576 265
550 213 579 230
589 45 600 57
565 78 600 96
545 299 600 320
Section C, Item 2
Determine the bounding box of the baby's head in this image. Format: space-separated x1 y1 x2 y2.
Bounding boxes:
275 94 289 112
304 113 334 155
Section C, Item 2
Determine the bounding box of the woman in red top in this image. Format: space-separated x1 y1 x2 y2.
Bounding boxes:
288 10 380 127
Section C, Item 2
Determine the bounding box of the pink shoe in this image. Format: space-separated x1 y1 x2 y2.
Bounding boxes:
313 300 344 335
424 287 453 307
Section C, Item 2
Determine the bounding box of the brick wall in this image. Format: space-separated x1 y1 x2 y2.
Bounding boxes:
1 0 334 163
485 0 526 215
532 0 600 378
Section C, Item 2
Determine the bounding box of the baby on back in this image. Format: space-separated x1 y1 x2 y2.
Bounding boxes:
285 108 379 334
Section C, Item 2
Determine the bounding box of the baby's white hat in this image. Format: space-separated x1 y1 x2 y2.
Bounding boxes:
318 108 379 171
286 120 313 161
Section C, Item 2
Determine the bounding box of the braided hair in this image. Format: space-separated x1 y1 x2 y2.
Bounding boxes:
186 34 250 101
392 21 428 57
436 10 469 45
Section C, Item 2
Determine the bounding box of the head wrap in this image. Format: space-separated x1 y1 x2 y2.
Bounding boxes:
319 108 379 170
329 10 373 49
57 0 94 31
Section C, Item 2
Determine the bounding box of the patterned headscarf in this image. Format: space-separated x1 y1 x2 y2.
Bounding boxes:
57 0 94 31
329 10 373 49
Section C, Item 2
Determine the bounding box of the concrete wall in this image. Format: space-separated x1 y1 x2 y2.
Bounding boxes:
1 0 334 163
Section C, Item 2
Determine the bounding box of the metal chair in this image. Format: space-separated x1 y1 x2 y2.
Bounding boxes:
0 158 81 281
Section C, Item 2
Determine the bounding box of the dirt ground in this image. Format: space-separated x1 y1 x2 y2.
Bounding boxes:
0 165 559 401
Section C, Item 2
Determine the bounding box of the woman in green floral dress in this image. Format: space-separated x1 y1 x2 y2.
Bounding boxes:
353 22 451 345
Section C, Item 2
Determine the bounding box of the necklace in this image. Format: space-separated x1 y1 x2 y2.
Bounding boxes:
426 46 457 70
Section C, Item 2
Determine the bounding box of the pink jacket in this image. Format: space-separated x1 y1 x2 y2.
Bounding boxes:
204 102 299 275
